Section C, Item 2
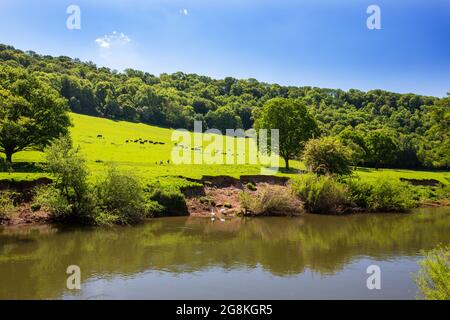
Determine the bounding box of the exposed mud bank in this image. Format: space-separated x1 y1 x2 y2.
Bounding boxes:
0 204 50 226
185 183 301 218
0 178 53 226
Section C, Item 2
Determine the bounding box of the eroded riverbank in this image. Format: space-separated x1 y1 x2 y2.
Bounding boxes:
1 174 449 227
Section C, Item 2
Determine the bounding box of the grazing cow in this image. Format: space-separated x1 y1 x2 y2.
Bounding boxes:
134 140 139 143
97 135 103 138
125 140 129 143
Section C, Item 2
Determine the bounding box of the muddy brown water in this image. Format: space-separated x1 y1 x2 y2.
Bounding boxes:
0 207 449 300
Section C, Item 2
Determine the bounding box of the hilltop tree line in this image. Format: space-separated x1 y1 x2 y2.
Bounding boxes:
0 43 448 169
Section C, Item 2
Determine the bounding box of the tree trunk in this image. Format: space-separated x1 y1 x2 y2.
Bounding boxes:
284 157 290 170
5 150 13 164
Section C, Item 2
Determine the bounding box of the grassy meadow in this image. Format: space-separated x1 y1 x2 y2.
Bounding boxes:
1 113 449 188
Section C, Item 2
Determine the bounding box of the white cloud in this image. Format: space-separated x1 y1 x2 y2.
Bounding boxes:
180 8 189 16
95 31 131 49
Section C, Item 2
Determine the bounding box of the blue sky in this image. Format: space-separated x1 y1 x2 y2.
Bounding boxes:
0 0 449 97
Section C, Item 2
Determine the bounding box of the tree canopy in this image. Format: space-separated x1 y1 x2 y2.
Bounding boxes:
254 98 319 169
0 43 447 169
0 65 70 162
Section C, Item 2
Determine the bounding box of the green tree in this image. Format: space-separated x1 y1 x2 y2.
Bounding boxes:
365 129 398 168
205 105 242 132
255 98 319 169
338 127 367 165
0 68 70 163
303 137 353 176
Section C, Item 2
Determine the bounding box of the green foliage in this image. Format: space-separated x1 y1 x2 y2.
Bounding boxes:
0 44 446 169
255 97 319 169
0 65 70 163
291 174 349 214
303 137 353 176
93 167 148 225
148 187 188 216
0 191 15 219
32 185 71 218
415 244 450 300
338 128 367 165
346 178 415 212
365 129 398 168
418 97 450 168
205 105 243 133
43 136 94 222
38 138 169 224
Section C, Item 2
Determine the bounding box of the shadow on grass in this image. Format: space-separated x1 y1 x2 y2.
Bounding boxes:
0 162 45 173
278 167 303 174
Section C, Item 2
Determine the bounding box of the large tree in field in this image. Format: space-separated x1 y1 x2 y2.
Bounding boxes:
255 98 319 170
0 66 71 163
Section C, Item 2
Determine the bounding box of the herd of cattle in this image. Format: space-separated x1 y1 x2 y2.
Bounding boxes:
96 135 166 145
125 138 166 145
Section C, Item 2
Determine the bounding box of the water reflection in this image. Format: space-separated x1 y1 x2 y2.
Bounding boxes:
0 207 449 299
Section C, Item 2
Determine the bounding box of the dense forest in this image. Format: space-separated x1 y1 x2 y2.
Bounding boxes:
0 43 448 169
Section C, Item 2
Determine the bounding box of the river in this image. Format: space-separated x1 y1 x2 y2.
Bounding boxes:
1 207 449 299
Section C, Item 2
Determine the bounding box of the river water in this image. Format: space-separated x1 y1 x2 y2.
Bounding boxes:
1 207 449 299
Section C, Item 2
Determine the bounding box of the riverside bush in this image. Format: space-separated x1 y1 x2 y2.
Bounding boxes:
347 178 414 212
240 185 301 216
94 167 149 225
415 244 450 300
148 187 188 216
33 185 72 219
42 136 95 223
291 173 349 214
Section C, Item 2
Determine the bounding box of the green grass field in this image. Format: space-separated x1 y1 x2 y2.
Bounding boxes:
1 113 449 187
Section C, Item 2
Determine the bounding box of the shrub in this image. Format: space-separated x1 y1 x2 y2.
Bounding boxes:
239 191 253 214
0 191 15 220
239 185 302 216
33 185 71 219
42 136 95 223
303 137 353 176
148 187 188 216
347 178 414 212
415 244 450 300
291 173 349 214
345 179 373 209
94 167 148 225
